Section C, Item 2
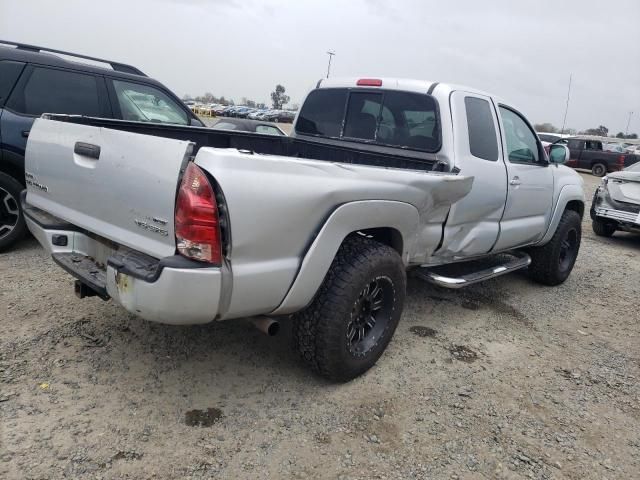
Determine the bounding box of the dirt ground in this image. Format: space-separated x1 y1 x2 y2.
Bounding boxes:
1 173 639 480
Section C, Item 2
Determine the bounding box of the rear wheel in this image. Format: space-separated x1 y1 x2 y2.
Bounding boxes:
0 172 26 251
292 236 406 382
591 163 606 177
592 217 616 237
528 210 581 286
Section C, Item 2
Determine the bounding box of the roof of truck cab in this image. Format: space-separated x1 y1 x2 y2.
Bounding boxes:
316 77 500 100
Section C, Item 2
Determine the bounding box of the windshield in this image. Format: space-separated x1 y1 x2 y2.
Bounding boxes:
113 80 189 125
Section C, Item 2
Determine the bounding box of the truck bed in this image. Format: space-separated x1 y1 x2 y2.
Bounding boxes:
44 114 440 172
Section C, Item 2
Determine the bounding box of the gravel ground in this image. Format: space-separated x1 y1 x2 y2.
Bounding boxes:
1 173 639 480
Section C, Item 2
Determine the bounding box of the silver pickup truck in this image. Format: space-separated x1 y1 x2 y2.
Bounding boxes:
23 77 584 381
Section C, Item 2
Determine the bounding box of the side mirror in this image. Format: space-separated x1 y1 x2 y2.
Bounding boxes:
190 118 204 127
549 144 569 164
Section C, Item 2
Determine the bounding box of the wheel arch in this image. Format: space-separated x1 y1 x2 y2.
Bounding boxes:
537 184 585 246
0 161 25 187
270 200 419 316
356 227 404 256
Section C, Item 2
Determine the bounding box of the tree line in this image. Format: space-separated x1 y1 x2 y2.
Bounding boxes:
533 123 638 139
183 84 295 110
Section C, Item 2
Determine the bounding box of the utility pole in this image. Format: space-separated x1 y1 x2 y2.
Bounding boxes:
326 51 335 79
625 111 633 136
561 74 572 135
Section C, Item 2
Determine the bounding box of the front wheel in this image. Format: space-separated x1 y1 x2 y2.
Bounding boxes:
292 236 406 382
527 210 581 286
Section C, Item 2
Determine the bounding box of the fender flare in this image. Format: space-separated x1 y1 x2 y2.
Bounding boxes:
537 184 585 245
270 200 420 316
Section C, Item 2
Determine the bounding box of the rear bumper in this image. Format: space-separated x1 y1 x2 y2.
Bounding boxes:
23 196 223 325
593 206 640 225
591 187 640 226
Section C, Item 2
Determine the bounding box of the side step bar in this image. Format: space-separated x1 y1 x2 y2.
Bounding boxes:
414 252 531 289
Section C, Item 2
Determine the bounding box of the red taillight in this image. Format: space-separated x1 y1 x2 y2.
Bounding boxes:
618 155 625 166
357 78 383 87
175 162 221 265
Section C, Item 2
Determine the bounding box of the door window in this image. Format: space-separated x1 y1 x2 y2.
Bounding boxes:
465 96 499 161
567 139 583 150
7 67 100 116
112 80 188 125
0 61 25 106
499 106 540 164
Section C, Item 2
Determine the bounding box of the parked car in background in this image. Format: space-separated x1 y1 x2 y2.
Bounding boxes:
212 105 227 115
624 144 640 155
262 110 296 123
234 107 255 118
590 161 640 237
537 132 564 146
0 40 203 251
603 142 626 153
221 106 236 116
560 137 638 177
23 77 583 380
211 118 286 135
536 132 571 149
247 109 268 120
253 109 276 120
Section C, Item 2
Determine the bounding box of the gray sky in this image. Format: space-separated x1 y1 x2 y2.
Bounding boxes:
1 0 639 133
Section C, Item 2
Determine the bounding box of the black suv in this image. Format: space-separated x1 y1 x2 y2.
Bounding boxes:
0 40 203 250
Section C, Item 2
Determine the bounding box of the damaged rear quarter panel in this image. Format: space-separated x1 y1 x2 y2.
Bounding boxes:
194 148 473 319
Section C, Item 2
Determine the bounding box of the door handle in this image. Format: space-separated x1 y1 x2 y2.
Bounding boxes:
21 130 30 138
510 176 521 186
74 142 101 160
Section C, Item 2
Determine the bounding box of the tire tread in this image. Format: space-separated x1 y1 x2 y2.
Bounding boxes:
292 236 405 381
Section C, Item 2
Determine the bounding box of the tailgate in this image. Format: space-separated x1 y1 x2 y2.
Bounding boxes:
25 118 193 259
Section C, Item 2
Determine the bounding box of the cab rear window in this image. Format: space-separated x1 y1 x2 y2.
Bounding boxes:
296 87 440 152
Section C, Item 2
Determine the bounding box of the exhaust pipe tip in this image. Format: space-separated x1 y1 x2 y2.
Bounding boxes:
250 316 280 336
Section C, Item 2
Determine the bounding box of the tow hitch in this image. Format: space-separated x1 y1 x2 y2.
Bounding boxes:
75 280 98 299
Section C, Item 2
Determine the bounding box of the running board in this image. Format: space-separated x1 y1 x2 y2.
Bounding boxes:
414 252 531 289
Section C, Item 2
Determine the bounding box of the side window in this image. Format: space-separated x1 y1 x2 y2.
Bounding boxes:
112 80 188 125
7 67 100 116
295 89 347 137
343 92 382 140
464 97 499 161
498 106 540 164
567 139 582 150
0 61 25 106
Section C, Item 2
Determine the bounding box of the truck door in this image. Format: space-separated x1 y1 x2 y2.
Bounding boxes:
492 105 553 251
435 91 507 259
566 138 583 169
